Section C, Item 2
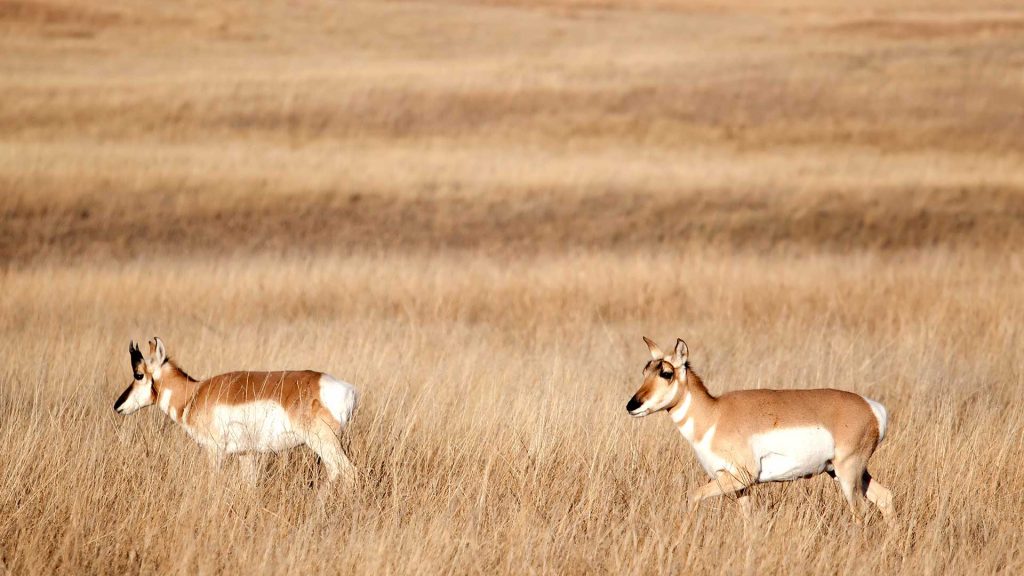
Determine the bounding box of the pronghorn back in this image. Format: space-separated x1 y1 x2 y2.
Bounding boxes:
713 387 885 453
191 370 357 432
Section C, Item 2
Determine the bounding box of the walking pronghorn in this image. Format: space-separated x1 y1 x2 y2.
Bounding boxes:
114 338 358 486
627 337 894 523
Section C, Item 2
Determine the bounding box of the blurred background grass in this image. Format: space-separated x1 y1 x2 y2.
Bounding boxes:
1 1 1023 574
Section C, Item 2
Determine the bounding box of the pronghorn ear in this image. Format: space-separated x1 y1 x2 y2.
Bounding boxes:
669 338 689 368
643 336 663 359
150 337 166 365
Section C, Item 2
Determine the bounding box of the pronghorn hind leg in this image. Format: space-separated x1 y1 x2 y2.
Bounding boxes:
206 448 224 471
832 457 869 524
864 471 895 525
737 491 753 519
305 420 357 487
239 453 261 487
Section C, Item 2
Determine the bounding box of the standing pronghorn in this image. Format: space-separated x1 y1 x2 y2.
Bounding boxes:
627 337 894 523
114 338 358 485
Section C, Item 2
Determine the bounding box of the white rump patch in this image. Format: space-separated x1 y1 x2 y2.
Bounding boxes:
752 427 835 482
318 374 358 430
861 396 888 441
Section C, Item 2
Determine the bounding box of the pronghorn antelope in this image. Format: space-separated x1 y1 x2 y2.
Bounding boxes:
627 337 894 523
114 338 358 485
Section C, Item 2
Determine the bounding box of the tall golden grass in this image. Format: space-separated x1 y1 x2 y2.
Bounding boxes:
2 0 1023 574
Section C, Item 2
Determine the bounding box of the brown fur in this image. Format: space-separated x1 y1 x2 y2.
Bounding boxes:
695 387 881 472
631 337 894 523
186 370 340 430
117 339 356 485
127 355 342 431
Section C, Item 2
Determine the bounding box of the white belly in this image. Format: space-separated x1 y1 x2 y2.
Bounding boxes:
751 426 835 482
210 401 305 454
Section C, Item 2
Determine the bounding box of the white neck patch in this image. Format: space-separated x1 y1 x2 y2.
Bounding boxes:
679 417 696 441
669 392 692 423
158 388 173 415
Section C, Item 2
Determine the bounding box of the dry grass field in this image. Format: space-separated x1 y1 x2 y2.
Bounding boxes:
2 0 1024 574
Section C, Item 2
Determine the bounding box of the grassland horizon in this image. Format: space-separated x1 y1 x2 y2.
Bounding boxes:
1 0 1023 574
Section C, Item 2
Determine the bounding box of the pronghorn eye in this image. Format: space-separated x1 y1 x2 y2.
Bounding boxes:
660 370 674 380
133 372 143 381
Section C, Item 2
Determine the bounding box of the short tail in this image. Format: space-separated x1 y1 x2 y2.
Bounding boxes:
319 374 359 429
862 396 888 443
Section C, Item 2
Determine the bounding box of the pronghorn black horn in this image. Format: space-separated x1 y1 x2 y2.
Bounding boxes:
129 341 144 373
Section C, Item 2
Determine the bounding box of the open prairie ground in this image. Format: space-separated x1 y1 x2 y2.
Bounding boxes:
1 0 1023 574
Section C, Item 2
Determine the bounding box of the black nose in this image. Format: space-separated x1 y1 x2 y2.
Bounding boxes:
626 397 642 413
114 387 132 414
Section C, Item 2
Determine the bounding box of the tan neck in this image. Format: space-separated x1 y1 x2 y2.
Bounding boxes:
153 362 201 424
685 369 714 404
666 368 716 423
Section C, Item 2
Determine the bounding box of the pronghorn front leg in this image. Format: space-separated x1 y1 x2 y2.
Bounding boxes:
688 471 750 513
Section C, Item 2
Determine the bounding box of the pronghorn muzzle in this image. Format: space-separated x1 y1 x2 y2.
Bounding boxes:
626 395 648 416
113 385 133 414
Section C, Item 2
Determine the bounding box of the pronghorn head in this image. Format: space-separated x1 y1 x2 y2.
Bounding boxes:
626 336 688 417
113 337 167 415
